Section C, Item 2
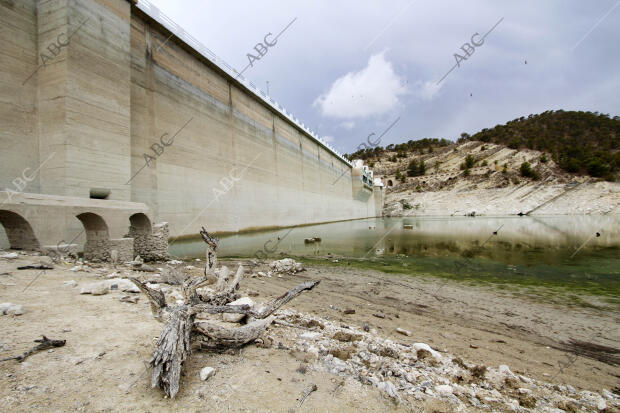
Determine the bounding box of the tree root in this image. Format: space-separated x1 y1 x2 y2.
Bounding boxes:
0 335 66 363
131 227 320 398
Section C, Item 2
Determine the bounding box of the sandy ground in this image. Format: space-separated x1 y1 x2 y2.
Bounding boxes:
0 253 618 412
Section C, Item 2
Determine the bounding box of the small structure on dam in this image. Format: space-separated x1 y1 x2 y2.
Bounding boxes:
0 0 382 260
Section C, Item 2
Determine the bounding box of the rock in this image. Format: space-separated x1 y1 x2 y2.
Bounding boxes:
257 271 266 277
120 295 139 304
498 364 516 378
299 332 321 341
269 258 304 274
519 394 537 408
110 249 118 265
373 313 385 319
166 260 183 265
199 367 215 381
0 303 24 315
222 297 254 323
343 309 355 315
63 280 77 288
80 282 109 295
377 381 399 398
396 328 411 336
363 322 370 332
332 331 362 342
435 385 453 396
0 252 18 260
413 343 441 360
104 278 140 293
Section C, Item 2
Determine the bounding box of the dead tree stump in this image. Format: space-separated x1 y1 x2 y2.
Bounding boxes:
129 227 319 398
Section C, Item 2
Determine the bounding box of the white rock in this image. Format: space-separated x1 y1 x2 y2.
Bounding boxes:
222 297 254 323
68 266 81 272
80 282 109 295
63 280 77 288
0 252 19 260
435 385 453 396
167 260 183 265
200 367 215 381
1 303 25 315
413 343 442 359
396 327 411 336
498 364 516 378
377 381 399 398
300 332 321 341
257 271 266 277
269 258 303 274
518 388 532 395
105 278 140 293
307 345 319 360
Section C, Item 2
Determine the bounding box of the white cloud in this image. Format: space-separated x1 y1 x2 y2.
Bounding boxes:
314 52 407 119
340 121 355 130
415 80 442 101
322 135 335 143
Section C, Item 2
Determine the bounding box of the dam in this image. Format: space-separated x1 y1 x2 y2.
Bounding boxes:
0 0 383 260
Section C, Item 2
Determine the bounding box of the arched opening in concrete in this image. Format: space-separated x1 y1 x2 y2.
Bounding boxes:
387 179 393 187
129 213 152 235
0 210 40 250
127 213 152 259
76 212 110 262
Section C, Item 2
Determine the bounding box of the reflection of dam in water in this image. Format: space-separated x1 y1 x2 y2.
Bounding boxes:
170 215 620 265
377 215 619 264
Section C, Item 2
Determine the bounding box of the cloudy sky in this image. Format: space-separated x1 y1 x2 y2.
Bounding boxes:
147 0 620 154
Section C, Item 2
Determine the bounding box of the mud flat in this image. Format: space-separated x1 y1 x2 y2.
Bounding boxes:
0 252 618 412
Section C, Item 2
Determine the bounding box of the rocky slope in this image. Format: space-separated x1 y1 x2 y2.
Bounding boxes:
374 141 619 216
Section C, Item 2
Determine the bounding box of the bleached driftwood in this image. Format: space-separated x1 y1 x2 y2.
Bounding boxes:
129 227 320 398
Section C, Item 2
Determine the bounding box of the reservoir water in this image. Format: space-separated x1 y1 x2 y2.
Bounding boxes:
169 215 620 298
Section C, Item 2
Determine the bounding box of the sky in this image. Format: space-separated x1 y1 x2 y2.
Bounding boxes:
146 0 620 154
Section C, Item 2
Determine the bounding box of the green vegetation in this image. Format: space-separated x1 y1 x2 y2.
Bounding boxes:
295 255 620 307
395 170 404 182
407 159 425 176
519 162 541 180
461 110 619 180
345 138 451 162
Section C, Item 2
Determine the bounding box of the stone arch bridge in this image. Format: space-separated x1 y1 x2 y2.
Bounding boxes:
0 192 167 262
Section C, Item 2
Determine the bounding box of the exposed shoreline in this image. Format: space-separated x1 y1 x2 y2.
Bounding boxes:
1 252 618 411
383 181 620 217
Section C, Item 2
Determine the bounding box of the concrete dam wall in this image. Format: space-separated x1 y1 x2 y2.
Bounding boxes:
0 0 382 256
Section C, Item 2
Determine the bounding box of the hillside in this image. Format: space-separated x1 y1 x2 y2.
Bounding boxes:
344 111 620 216
462 110 620 180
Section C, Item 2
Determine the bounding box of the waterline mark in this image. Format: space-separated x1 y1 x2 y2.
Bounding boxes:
22 18 89 85
125 118 193 185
